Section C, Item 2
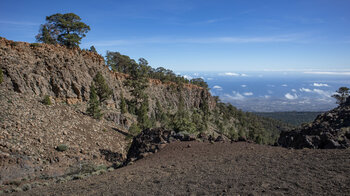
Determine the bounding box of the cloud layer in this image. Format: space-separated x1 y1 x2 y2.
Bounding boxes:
313 83 329 87
285 93 298 100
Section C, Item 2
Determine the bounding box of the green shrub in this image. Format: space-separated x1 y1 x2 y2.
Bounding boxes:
56 144 68 152
10 42 18 47
30 43 41 48
238 129 246 140
129 123 141 136
42 95 51 105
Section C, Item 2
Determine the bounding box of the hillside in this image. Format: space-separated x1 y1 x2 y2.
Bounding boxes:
278 99 350 149
0 37 292 193
254 112 322 126
0 37 291 142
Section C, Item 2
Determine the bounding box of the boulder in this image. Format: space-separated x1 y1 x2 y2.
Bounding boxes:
126 128 172 162
126 128 200 162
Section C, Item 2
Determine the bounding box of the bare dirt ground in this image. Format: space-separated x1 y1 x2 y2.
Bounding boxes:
14 141 350 196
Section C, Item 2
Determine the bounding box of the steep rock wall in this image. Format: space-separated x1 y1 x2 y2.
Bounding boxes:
0 38 215 113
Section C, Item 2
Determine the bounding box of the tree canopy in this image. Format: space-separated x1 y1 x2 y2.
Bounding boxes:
332 87 349 106
36 13 90 48
105 51 209 89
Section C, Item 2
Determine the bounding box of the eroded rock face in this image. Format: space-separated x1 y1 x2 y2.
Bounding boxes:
0 38 215 117
278 102 350 149
0 38 106 101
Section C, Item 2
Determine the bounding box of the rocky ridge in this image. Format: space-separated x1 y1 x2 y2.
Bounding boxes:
0 37 215 116
278 100 350 149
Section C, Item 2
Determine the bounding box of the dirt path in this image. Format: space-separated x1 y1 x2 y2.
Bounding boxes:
16 141 350 196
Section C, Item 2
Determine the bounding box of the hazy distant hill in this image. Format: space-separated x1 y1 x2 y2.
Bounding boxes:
254 112 323 126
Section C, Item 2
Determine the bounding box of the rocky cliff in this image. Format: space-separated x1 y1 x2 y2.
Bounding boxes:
278 100 350 149
0 38 214 110
0 37 216 192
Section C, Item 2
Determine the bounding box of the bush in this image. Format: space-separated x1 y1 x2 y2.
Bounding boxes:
10 42 18 47
30 43 41 48
129 123 141 136
56 144 68 152
42 95 52 105
238 129 246 140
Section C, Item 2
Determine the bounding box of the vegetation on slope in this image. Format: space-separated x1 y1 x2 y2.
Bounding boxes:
254 112 322 126
104 50 293 144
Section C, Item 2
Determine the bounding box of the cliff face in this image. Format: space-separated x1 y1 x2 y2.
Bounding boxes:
0 37 214 113
278 101 350 149
0 38 216 188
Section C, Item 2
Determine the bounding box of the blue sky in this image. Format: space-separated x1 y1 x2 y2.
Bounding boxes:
1 0 350 72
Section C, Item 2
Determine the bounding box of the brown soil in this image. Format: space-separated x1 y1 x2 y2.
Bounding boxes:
14 141 350 196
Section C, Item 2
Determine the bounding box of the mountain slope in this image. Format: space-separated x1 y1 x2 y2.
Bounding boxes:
278 100 350 149
0 37 292 192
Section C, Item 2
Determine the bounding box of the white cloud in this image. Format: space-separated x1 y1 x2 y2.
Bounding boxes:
207 78 213 80
313 83 329 87
285 93 298 100
223 72 239 76
281 84 288 87
267 84 275 87
220 72 247 77
264 95 271 99
313 89 332 97
224 91 245 100
291 89 297 92
213 85 223 90
304 71 350 75
300 88 312 92
241 84 247 88
243 92 253 96
183 75 192 80
300 88 333 97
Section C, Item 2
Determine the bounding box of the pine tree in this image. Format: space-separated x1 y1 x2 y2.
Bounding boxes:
36 13 90 48
89 46 97 53
137 98 151 129
172 95 196 133
120 93 127 114
87 84 102 119
93 72 112 102
332 87 349 106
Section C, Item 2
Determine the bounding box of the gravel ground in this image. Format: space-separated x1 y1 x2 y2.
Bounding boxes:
15 141 350 196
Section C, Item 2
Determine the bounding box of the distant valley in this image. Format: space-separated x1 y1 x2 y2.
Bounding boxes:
254 111 322 126
180 71 348 112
